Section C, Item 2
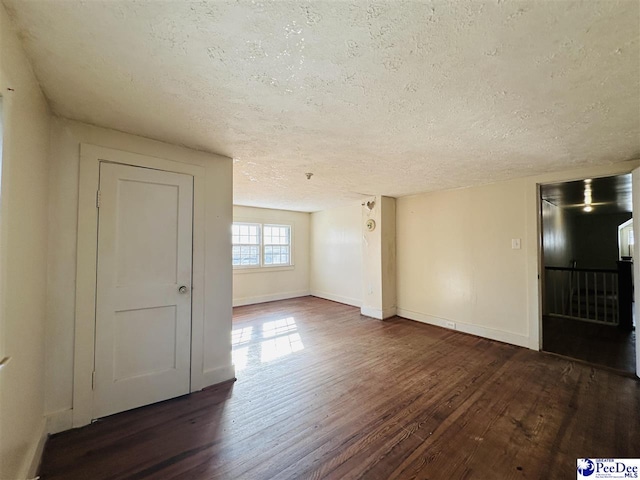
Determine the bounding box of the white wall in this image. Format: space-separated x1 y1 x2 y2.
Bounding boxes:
396 161 640 350
233 206 310 306
45 117 233 430
397 179 530 345
0 4 51 478
310 203 362 307
380 197 396 317
361 196 397 319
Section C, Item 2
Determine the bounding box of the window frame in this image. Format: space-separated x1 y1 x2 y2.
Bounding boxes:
231 222 262 269
262 223 292 268
232 221 294 270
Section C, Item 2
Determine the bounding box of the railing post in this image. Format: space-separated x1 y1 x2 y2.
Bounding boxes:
617 260 633 331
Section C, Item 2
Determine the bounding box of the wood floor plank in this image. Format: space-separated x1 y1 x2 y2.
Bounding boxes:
39 297 640 480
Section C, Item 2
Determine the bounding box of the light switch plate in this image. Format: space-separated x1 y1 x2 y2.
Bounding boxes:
511 238 521 249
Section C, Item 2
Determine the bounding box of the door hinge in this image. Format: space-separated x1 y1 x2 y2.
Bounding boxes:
91 371 96 390
96 190 101 208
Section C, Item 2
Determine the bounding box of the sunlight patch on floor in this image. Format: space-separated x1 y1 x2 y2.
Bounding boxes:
232 317 304 371
262 317 297 338
260 332 304 363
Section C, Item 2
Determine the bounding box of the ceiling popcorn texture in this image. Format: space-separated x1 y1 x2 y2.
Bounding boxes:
4 0 639 212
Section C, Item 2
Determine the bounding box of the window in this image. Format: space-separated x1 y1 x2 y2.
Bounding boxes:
232 223 260 266
232 222 292 268
263 225 291 266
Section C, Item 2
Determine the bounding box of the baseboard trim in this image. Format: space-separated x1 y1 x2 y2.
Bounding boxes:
202 364 236 388
46 408 73 435
396 308 530 348
310 291 361 308
383 306 397 319
19 417 47 480
361 306 383 319
233 290 310 307
360 306 397 320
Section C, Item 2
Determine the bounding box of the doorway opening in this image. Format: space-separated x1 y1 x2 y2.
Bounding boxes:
540 174 636 373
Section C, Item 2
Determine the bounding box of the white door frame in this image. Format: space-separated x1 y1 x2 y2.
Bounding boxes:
632 167 640 377
73 144 206 427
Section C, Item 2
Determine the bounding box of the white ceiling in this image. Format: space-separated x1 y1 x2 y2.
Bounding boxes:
4 0 639 212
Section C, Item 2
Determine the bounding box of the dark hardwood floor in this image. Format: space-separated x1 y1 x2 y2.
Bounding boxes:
542 315 636 373
40 297 640 480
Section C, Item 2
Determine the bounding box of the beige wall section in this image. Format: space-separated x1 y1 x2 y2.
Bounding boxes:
380 196 397 318
310 203 362 307
45 117 233 429
397 180 529 343
362 198 382 316
361 196 396 319
0 4 51 479
233 206 310 306
397 160 640 350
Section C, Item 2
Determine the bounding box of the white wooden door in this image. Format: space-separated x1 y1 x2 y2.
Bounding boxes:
94 162 194 418
633 167 640 378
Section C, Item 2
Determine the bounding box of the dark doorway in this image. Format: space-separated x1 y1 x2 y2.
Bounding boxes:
540 174 636 373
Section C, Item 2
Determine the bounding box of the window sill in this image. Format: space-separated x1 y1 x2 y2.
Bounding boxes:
233 265 295 274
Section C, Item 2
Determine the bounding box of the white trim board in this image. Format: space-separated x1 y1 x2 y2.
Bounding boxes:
203 364 237 387
310 291 362 308
46 409 73 435
19 418 47 480
361 306 397 320
396 308 530 348
233 290 310 307
73 144 207 428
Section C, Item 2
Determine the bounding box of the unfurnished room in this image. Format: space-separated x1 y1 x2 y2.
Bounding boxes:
0 1 639 479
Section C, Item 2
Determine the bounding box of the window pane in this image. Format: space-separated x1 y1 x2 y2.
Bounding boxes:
262 225 291 265
233 223 291 267
232 245 240 265
232 223 262 266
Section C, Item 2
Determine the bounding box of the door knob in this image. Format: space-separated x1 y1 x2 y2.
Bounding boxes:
179 286 189 294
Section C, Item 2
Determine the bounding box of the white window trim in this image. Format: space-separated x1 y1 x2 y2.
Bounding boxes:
232 222 262 269
232 221 294 270
262 223 293 268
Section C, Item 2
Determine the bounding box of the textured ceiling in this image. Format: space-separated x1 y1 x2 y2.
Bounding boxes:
4 0 640 212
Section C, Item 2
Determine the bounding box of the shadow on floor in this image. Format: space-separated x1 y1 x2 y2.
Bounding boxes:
542 315 636 373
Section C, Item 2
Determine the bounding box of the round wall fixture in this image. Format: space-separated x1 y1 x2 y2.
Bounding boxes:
365 219 376 232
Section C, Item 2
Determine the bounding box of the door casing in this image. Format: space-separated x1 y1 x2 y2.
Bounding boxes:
73 144 206 427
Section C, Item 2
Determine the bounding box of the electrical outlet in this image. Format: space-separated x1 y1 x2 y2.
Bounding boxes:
446 321 456 330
